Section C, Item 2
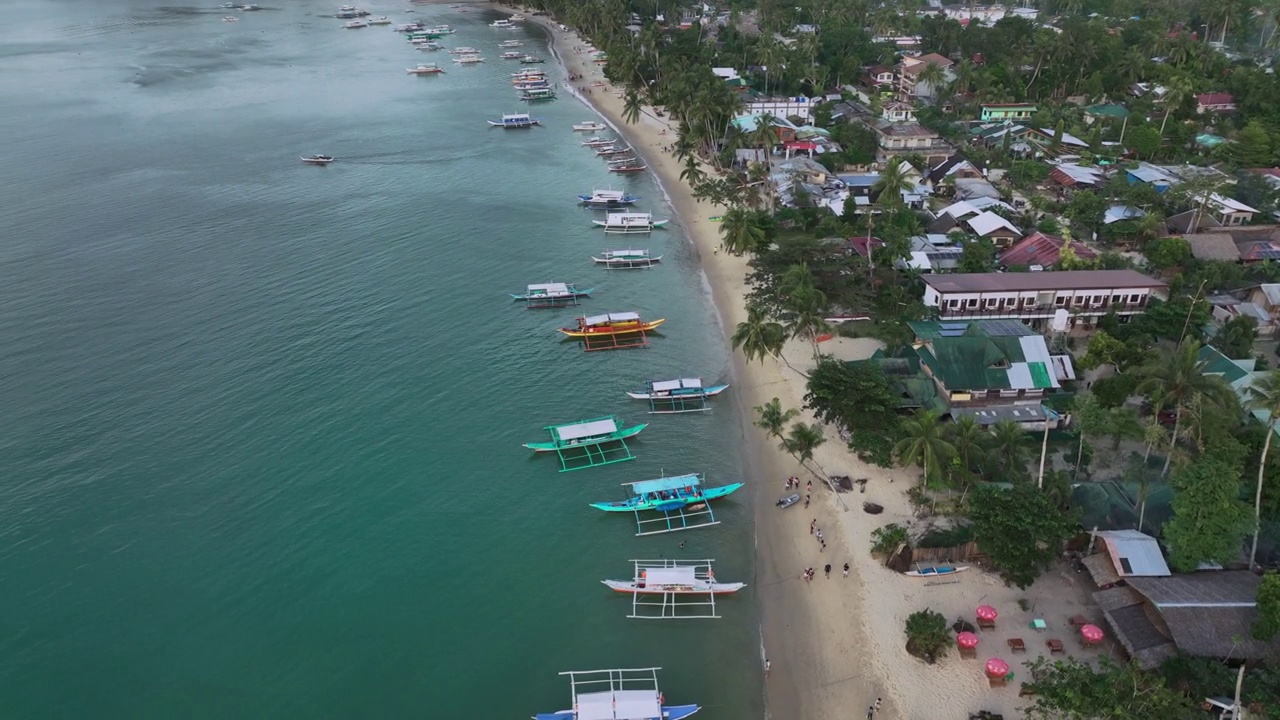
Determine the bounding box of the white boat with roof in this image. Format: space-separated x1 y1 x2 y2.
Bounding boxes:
416 42 442 51
449 46 478 54
490 18 515 28
579 136 615 147
604 559 745 619
510 282 593 308
593 213 667 234
592 248 661 269
511 69 546 77
487 113 541 128
573 121 607 132
452 53 485 63
499 39 524 47
534 668 700 720
369 16 391 25
344 19 368 29
500 50 525 59
509 14 525 21
626 378 730 413
578 189 640 208
407 63 443 74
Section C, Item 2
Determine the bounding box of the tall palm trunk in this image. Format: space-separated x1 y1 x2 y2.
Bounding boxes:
1251 422 1274 568
1161 408 1181 477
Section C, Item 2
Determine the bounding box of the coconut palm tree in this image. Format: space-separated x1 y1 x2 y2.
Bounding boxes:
719 206 765 256
894 410 956 486
989 419 1033 479
1136 340 1236 476
754 397 799 439
1158 75 1194 137
872 158 913 208
948 415 989 490
1244 370 1280 568
916 61 947 100
781 290 831 357
622 89 643 125
781 421 827 472
731 303 786 364
680 155 706 186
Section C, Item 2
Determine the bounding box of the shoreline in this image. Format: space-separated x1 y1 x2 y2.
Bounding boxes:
497 6 893 719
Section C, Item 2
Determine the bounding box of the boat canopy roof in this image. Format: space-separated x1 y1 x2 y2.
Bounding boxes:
591 189 626 198
651 378 702 391
626 474 701 494
605 249 649 258
606 212 652 222
556 418 618 441
528 282 571 294
576 690 660 720
643 566 697 585
583 312 639 325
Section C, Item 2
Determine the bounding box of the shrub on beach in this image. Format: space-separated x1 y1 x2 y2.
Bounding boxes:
870 523 908 556
904 608 952 664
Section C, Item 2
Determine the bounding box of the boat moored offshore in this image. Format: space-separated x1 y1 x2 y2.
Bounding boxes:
534 668 700 720
573 121 607 131
577 189 640 208
486 113 541 128
592 248 661 269
592 212 668 234
406 63 444 74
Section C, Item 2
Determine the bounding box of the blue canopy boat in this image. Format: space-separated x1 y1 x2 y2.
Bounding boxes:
626 377 729 413
535 668 700 720
577 189 640 208
589 473 742 513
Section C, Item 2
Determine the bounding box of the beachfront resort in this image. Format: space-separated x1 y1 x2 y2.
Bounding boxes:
511 0 1280 717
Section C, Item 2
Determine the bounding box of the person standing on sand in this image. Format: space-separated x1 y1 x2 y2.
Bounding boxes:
843 562 850 578
764 659 770 678
824 563 831 578
810 519 816 534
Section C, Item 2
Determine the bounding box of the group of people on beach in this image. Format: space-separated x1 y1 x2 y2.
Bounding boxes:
785 476 812 507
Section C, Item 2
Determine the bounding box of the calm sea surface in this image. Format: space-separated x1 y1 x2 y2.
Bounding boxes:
0 1 760 716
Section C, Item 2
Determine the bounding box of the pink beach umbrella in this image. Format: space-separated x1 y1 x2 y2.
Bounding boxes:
985 657 1009 678
956 631 980 649
1081 624 1105 644
976 605 998 622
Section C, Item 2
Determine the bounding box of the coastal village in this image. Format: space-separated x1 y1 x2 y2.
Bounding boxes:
509 0 1280 717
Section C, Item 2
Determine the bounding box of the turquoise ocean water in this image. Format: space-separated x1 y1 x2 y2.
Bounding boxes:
0 2 761 717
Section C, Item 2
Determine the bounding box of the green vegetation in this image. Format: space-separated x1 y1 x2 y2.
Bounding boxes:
1163 454 1252 571
1255 573 1280 641
1024 657 1198 720
970 484 1077 589
903 608 952 664
870 523 909 556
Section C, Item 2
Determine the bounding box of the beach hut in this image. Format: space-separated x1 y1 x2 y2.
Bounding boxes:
957 631 979 659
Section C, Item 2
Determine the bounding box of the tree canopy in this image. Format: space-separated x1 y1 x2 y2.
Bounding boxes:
970 484 1077 589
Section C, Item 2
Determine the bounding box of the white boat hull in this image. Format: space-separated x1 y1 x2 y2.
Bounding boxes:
603 580 745 594
904 565 970 578
626 386 729 400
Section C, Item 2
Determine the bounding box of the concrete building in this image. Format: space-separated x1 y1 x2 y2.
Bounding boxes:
921 270 1168 331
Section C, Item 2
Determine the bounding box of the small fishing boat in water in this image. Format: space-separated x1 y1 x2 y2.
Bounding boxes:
627 378 729 413
510 282 593 308
577 189 640 208
406 63 443 74
520 55 546 64
368 16 391 25
592 248 661 269
499 39 523 47
534 668 700 720
573 121 607 132
452 53 484 63
486 113 540 128
301 155 335 165
344 19 368 28
499 51 524 59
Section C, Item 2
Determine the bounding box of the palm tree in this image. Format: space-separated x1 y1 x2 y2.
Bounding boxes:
731 303 786 364
948 416 989 490
916 61 947 100
679 155 706 186
781 421 827 472
622 89 643 125
989 419 1033 478
1244 370 1280 568
894 410 956 486
782 293 831 356
1136 340 1236 476
872 158 913 208
1158 76 1194 137
719 206 765 256
754 397 799 439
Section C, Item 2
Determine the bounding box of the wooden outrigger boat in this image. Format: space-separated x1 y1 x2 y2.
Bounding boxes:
558 311 664 351
627 378 729 413
509 282 592 308
592 248 661 269
577 188 640 208
580 137 615 147
591 473 743 536
573 121 607 131
523 415 646 471
535 668 700 720
595 144 632 156
487 113 540 128
592 212 668 234
609 161 648 173
519 87 557 102
301 155 334 165
605 559 745 619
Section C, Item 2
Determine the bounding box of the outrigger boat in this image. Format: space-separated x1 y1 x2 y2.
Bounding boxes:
510 282 592 308
605 559 744 619
499 50 524 59
610 162 648 173
301 155 334 165
452 54 484 63
627 378 729 413
490 18 515 27
520 55 545 63
369 16 391 25
448 45 479 54
487 113 540 128
580 137 615 147
416 42 442 51
344 19 369 28
499 39 523 47
520 87 557 102
573 121 607 132
592 248 661 269
558 312 664 351
535 668 700 720
592 212 668 234
592 473 743 537
406 63 444 74
524 415 646 471
904 563 970 578
595 144 632 156
578 189 640 208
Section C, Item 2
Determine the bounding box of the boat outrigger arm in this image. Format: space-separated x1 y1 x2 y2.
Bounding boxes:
534 667 701 720
603 558 745 620
591 474 743 535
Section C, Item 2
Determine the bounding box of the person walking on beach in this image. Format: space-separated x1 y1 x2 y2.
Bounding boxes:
804 493 810 507
820 540 826 552
824 563 831 578
809 519 816 534
843 562 850 578
806 480 812 493
815 528 823 542
764 659 770 678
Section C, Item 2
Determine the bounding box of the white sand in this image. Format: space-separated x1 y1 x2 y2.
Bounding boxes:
477 6 1119 717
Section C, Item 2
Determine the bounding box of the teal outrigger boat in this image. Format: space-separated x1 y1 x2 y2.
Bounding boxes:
524 415 646 471
592 473 744 535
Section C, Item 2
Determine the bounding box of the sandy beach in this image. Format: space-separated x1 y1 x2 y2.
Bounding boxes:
482 5 1116 718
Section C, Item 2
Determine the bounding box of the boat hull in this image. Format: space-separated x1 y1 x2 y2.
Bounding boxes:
590 481 744 512
591 255 662 267
603 580 746 594
904 566 970 577
536 704 700 720
626 384 729 401
509 289 593 301
558 318 665 338
523 423 647 451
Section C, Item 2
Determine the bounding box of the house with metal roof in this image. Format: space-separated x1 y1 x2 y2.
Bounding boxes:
998 231 1098 269
1081 530 1171 589
905 320 1074 407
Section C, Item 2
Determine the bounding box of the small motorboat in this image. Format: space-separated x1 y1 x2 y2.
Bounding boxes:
520 55 545 64
776 493 800 509
368 16 391 25
301 155 335 165
344 19 368 28
499 51 524 59
407 63 443 75
451 54 484 63
573 121 606 132
240 3 260 9
222 15 238 21
499 39 523 47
